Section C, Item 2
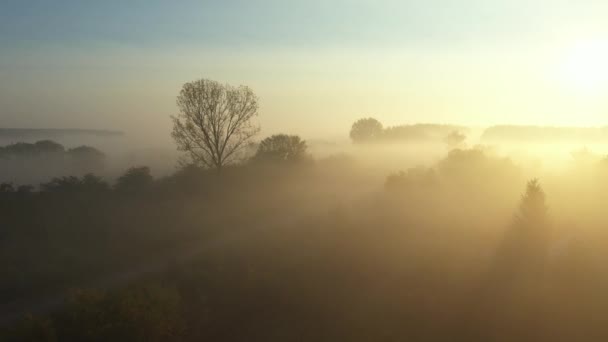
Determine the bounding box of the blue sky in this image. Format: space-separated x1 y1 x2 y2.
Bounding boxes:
1 1 608 140
4 0 580 49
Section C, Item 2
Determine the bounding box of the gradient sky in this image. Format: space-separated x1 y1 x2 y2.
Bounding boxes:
1 0 608 141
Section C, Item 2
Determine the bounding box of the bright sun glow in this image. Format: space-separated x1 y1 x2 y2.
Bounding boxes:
560 40 608 93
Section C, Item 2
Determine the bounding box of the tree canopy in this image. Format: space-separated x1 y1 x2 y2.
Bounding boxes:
444 130 466 148
115 167 154 193
253 134 310 164
172 78 260 170
349 118 383 143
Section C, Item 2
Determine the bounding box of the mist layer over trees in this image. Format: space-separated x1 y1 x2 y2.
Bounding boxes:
482 125 608 143
0 141 106 186
4 79 608 341
350 118 467 144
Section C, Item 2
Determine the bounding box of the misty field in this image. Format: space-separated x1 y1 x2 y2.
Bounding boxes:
3 119 608 341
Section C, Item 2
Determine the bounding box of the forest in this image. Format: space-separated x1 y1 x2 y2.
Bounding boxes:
3 79 608 341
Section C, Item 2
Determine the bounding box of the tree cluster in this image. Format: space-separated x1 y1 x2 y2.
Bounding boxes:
349 118 467 145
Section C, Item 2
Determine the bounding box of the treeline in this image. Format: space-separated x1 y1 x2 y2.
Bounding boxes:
350 121 608 145
0 140 104 161
0 140 106 186
6 146 608 340
481 125 608 143
0 132 323 313
349 118 467 144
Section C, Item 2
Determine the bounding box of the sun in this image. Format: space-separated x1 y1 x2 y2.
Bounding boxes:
559 39 608 93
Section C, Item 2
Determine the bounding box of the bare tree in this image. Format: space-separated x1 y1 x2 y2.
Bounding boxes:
171 78 260 169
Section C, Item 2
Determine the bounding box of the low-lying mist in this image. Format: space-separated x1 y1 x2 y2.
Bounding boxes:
3 130 608 340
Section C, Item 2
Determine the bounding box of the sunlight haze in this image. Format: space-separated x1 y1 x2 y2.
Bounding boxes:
2 0 608 140
5 2 608 341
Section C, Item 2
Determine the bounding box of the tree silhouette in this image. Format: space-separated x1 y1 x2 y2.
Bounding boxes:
115 167 154 193
514 179 549 230
171 78 260 170
81 174 110 193
0 140 64 158
34 140 65 154
67 146 106 173
1 142 40 158
385 167 437 191
494 179 551 278
253 134 310 163
39 175 108 194
0 182 15 193
349 118 383 143
16 185 34 194
444 130 466 149
40 176 85 194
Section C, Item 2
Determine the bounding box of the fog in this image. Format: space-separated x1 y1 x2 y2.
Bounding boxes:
3 1 608 339
3 118 608 341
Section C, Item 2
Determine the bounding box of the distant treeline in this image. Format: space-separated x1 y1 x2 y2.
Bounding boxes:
481 125 608 143
384 123 467 141
0 128 123 142
0 140 106 185
350 118 467 144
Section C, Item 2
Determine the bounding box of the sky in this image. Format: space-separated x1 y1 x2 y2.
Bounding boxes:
1 0 608 141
